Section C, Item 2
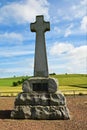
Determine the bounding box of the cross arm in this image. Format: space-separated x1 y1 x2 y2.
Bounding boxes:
30 22 36 32
44 22 50 32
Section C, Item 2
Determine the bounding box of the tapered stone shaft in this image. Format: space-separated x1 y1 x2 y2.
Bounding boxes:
30 15 50 77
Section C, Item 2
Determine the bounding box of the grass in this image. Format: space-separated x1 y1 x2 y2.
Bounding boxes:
0 77 23 96
51 74 87 91
51 74 87 86
0 74 87 96
0 76 24 87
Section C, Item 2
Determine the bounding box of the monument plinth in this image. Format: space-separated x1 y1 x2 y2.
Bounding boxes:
11 15 70 120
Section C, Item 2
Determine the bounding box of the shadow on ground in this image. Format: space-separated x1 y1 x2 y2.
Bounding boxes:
69 84 87 89
0 110 11 119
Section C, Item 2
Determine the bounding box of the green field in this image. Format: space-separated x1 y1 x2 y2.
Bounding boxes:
0 76 24 87
0 74 87 95
0 77 23 93
51 74 87 90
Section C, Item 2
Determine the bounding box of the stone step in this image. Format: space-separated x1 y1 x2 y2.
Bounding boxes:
11 105 70 120
15 92 66 106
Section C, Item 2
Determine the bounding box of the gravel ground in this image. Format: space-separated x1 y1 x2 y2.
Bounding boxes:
0 95 87 130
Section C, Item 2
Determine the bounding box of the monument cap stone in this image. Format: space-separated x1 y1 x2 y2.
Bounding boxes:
22 77 58 93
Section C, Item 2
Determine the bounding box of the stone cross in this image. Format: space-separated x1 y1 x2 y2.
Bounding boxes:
30 15 50 77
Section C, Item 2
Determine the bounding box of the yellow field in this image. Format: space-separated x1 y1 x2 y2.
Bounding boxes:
0 85 87 96
0 86 22 92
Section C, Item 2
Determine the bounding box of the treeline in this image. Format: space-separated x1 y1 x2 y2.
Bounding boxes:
49 73 56 75
12 77 29 87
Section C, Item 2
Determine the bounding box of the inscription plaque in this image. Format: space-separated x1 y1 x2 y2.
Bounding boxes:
33 83 48 91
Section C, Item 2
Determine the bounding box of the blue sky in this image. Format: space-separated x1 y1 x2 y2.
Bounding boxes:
0 0 87 78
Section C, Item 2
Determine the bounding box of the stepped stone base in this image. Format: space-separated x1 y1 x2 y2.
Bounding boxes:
11 92 70 119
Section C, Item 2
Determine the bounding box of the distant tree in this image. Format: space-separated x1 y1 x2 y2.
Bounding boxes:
12 82 18 86
50 73 56 75
53 73 56 75
12 76 29 87
21 78 25 83
17 80 21 85
21 77 29 83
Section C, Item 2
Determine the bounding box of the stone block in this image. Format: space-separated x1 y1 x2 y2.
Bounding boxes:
15 92 65 106
11 91 70 119
22 77 58 93
11 105 69 120
11 106 31 119
50 92 65 106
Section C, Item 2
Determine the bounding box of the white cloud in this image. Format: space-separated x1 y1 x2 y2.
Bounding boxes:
1 50 33 57
64 24 73 37
69 45 87 59
73 0 87 18
56 0 87 21
0 45 34 57
71 0 86 19
81 16 87 32
50 42 74 55
0 32 23 43
0 0 49 24
49 42 87 74
67 45 87 73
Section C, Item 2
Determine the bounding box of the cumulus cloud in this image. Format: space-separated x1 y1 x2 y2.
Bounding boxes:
69 45 87 59
0 0 49 24
50 42 74 55
49 42 87 74
67 45 87 73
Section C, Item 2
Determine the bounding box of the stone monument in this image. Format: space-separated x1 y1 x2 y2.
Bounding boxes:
11 15 70 119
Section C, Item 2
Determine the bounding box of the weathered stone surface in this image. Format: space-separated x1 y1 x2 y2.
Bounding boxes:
11 105 69 120
50 92 65 106
31 106 65 120
48 78 58 93
11 92 70 119
11 106 31 119
22 77 58 93
15 92 65 106
22 80 32 92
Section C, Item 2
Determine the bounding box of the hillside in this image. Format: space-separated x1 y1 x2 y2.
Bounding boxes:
0 74 87 93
